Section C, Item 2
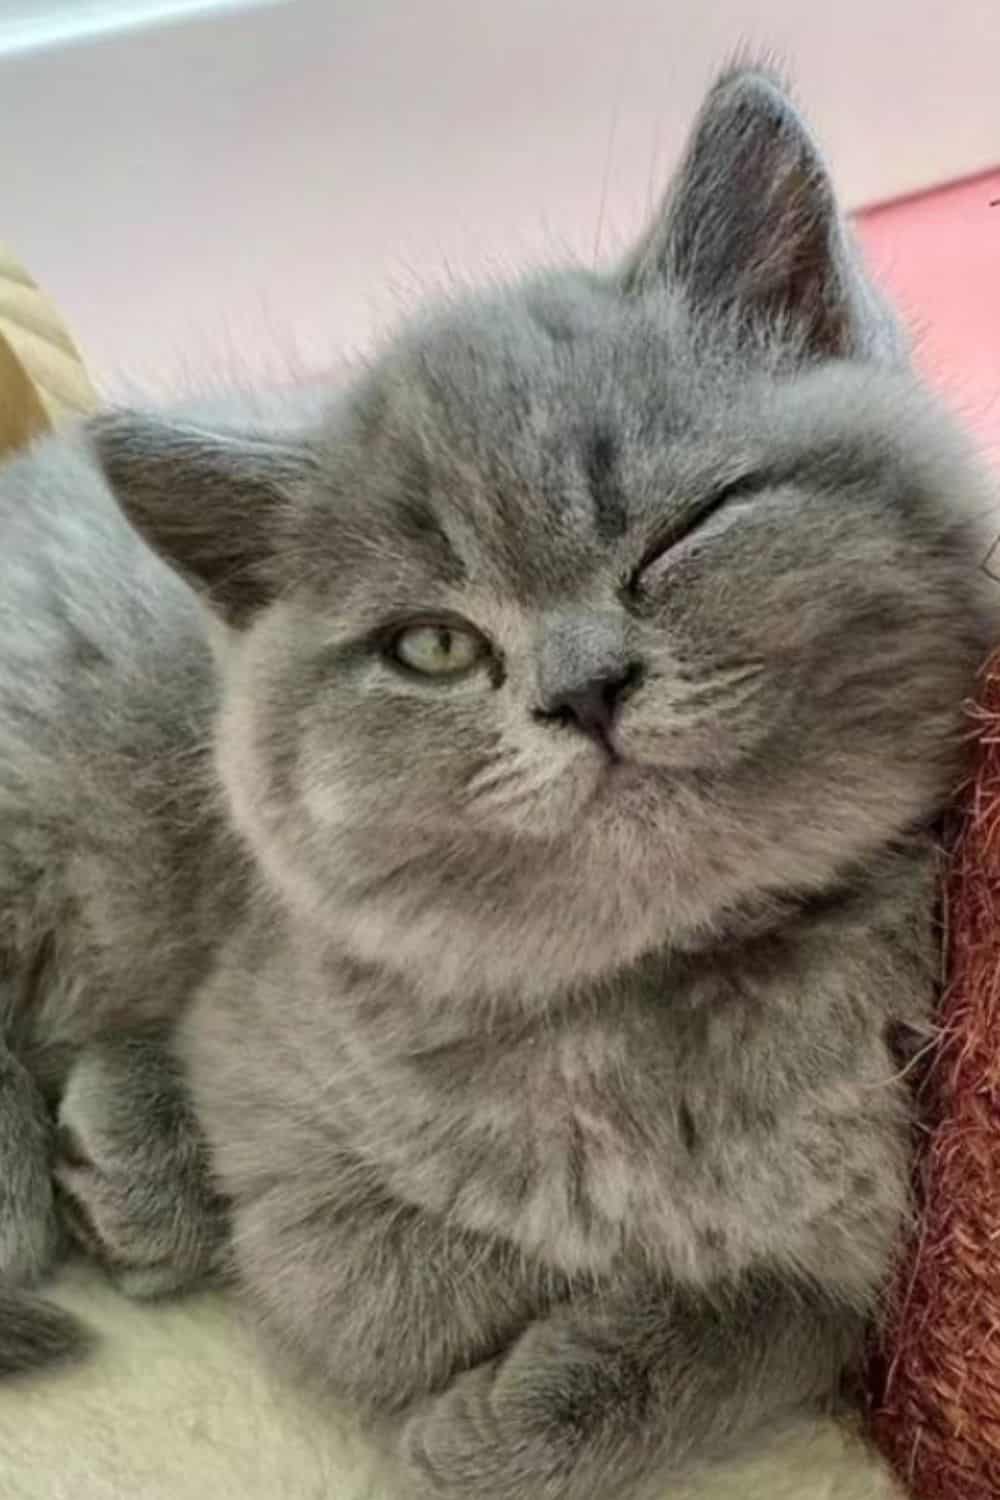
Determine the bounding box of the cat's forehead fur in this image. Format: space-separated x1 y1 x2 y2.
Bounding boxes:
363 273 758 511
303 271 931 609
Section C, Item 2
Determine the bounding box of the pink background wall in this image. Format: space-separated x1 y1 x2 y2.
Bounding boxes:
860 173 1000 459
2 5 998 448
3 1 1000 398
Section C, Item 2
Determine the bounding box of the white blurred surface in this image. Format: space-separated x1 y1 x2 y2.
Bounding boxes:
0 0 278 54
0 1266 905 1500
1 0 997 392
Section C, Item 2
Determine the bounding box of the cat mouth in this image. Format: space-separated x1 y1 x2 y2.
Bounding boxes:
598 733 623 766
591 754 647 799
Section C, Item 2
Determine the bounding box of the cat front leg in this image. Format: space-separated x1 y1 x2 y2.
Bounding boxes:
54 1030 229 1297
230 1154 559 1418
398 1274 863 1500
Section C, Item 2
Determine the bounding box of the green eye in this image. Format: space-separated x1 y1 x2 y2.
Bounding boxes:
391 623 484 678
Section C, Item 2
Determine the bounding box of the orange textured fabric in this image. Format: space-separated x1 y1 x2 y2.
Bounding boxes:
872 652 1000 1498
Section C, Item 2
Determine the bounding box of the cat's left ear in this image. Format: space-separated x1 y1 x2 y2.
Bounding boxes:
90 411 320 628
622 66 895 361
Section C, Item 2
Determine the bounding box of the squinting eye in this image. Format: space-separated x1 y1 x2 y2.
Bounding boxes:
390 623 484 678
629 472 766 593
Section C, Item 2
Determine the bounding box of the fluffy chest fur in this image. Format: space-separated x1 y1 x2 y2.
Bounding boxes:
187 857 928 1309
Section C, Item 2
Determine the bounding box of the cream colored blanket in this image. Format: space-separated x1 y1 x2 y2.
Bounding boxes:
0 1268 904 1500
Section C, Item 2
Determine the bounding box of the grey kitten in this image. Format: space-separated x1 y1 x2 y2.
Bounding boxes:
0 64 995 1496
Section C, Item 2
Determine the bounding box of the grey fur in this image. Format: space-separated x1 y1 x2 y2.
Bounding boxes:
0 63 995 1492
0 1287 90 1376
56 1032 229 1297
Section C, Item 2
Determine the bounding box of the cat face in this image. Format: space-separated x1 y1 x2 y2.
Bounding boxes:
92 69 997 998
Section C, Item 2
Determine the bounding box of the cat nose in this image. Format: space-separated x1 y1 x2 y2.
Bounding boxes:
535 613 643 751
542 668 639 744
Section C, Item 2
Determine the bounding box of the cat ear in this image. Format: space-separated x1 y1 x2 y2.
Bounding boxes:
90 411 319 628
623 66 877 359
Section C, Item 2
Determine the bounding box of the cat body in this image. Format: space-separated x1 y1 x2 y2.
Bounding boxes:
0 66 995 1496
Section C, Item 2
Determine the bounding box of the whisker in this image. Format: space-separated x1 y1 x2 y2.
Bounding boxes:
665 666 767 712
461 749 520 793
680 663 766 690
468 775 553 813
463 766 524 799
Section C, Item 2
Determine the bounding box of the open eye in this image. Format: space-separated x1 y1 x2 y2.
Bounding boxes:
389 622 485 678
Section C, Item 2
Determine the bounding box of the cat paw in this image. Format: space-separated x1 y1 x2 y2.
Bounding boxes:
54 1038 227 1298
0 1051 62 1284
398 1327 613 1500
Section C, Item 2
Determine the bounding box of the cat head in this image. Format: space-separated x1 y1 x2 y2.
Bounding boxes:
91 67 997 1000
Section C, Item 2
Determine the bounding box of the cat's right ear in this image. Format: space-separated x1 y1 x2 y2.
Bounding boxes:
89 411 321 629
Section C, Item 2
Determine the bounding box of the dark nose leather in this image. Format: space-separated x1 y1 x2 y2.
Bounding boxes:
542 670 635 741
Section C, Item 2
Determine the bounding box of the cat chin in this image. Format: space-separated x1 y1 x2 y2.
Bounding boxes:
220 787 675 999
455 760 666 846
215 759 779 1000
